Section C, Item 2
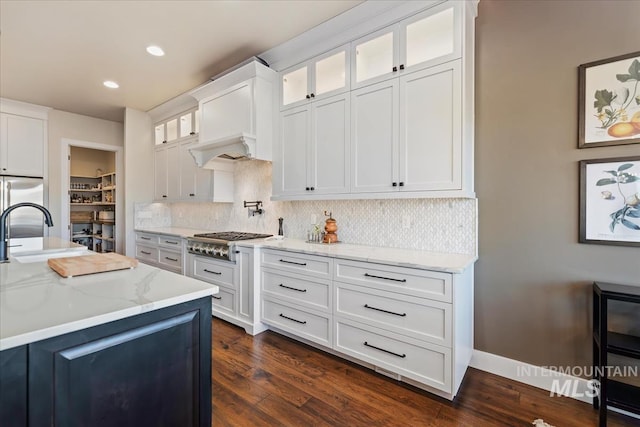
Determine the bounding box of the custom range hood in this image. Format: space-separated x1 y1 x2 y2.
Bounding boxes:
188 58 277 168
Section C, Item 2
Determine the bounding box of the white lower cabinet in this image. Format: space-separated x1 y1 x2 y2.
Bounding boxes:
134 232 183 274
189 246 267 335
259 248 473 400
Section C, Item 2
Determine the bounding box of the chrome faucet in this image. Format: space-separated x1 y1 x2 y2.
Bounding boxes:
0 203 54 262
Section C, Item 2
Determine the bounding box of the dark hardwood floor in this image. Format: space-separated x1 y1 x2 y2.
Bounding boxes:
211 318 638 426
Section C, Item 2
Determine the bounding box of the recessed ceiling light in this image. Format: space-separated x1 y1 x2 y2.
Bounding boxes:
103 80 119 89
146 45 165 57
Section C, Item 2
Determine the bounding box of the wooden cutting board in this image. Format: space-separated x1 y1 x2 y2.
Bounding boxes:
48 253 139 278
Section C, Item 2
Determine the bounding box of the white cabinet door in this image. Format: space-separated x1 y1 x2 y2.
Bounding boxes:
310 93 350 194
236 247 253 321
351 26 398 89
0 113 44 177
166 144 180 200
399 61 461 191
200 80 253 142
179 140 212 200
279 105 310 196
400 2 460 75
351 80 398 193
154 146 168 201
280 45 350 110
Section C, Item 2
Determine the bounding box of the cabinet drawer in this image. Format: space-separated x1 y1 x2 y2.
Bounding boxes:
136 233 159 245
158 249 182 270
192 257 235 289
262 269 330 312
262 297 331 347
158 236 182 249
135 245 158 263
335 319 451 392
262 249 332 279
335 282 451 347
212 289 235 316
334 260 452 303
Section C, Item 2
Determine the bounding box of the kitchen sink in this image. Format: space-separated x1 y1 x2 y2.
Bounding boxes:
12 250 89 264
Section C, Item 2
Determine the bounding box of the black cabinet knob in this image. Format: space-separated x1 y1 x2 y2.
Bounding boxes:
190 132 195 135
399 64 405 70
189 193 195 196
310 187 315 191
306 94 311 99
392 182 397 187
392 66 398 72
310 93 315 98
162 195 167 198
399 182 404 187
305 187 310 191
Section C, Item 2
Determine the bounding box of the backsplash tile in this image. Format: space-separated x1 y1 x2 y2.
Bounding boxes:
135 160 477 255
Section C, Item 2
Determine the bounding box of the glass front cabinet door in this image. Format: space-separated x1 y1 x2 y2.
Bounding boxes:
280 45 349 110
351 2 460 89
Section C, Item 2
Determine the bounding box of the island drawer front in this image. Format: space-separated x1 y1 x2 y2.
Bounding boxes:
158 249 182 269
212 288 235 316
335 283 451 347
158 236 182 249
136 233 159 245
334 260 452 303
261 249 332 279
135 245 158 263
262 269 330 312
192 258 235 289
262 297 331 347
335 319 451 393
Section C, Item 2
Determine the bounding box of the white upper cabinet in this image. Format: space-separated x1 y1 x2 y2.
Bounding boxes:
280 45 349 110
276 93 350 197
154 108 198 145
271 0 475 200
0 113 45 177
351 2 460 90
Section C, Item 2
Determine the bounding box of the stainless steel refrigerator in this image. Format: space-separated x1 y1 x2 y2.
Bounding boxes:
0 176 46 238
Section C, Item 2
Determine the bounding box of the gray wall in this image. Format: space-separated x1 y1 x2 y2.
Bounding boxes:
475 1 640 369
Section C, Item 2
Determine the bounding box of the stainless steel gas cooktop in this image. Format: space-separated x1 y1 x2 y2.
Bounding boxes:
187 231 272 261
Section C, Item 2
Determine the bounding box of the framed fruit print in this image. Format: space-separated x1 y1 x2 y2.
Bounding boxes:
579 156 640 247
578 51 640 148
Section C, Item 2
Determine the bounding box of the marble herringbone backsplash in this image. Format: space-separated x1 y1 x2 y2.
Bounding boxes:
135 160 477 255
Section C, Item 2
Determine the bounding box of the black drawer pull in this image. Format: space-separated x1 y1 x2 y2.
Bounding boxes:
140 251 151 255
164 256 178 262
212 296 222 300
140 236 151 240
279 259 307 266
363 342 406 358
279 313 306 324
279 284 307 293
364 304 406 317
203 269 222 275
364 273 407 283
164 240 178 244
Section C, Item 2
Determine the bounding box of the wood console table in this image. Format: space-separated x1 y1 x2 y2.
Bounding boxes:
592 282 640 426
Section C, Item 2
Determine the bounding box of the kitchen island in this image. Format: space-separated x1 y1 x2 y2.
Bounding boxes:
0 244 218 426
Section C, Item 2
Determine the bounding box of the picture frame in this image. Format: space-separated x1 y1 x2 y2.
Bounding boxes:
578 51 640 148
579 156 640 247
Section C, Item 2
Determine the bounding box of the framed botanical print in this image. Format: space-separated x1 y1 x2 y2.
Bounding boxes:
578 51 640 148
579 156 640 246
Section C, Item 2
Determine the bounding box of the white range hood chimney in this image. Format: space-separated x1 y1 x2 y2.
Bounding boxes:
188 58 277 167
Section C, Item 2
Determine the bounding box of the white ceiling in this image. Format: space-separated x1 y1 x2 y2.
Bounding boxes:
0 0 362 122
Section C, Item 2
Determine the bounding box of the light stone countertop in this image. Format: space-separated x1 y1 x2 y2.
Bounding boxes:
236 238 477 273
134 227 214 238
0 258 218 351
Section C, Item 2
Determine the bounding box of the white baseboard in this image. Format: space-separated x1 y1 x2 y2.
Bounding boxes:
470 350 640 420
